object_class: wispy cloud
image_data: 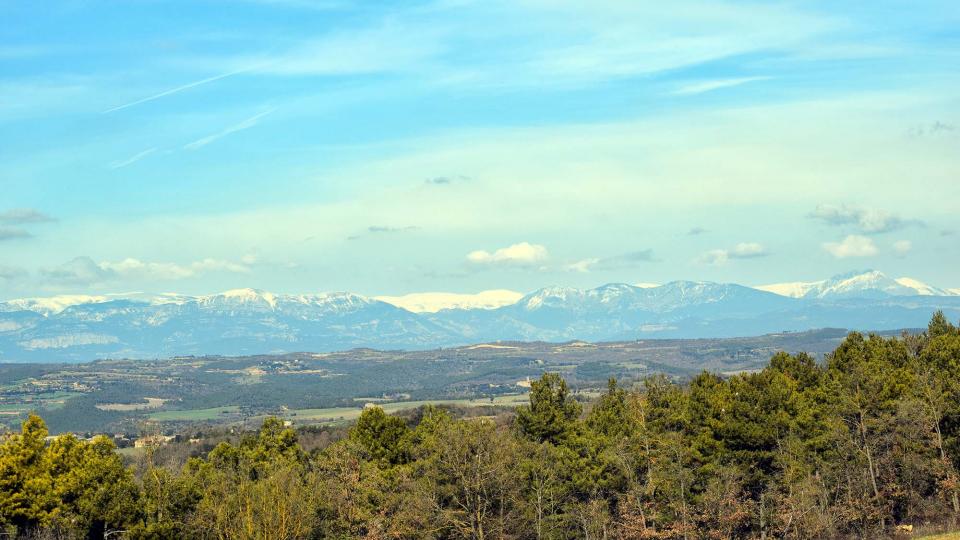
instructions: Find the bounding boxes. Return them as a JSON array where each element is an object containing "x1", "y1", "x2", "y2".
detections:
[
  {"x1": 347, "y1": 225, "x2": 419, "y2": 240},
  {"x1": 238, "y1": 0, "x2": 348, "y2": 8},
  {"x1": 907, "y1": 121, "x2": 956, "y2": 138},
  {"x1": 231, "y1": 25, "x2": 442, "y2": 77},
  {"x1": 808, "y1": 204, "x2": 920, "y2": 234},
  {"x1": 0, "y1": 227, "x2": 32, "y2": 241},
  {"x1": 41, "y1": 257, "x2": 112, "y2": 285},
  {"x1": 822, "y1": 235, "x2": 878, "y2": 258},
  {"x1": 673, "y1": 76, "x2": 772, "y2": 96},
  {"x1": 0, "y1": 208, "x2": 55, "y2": 224},
  {"x1": 0, "y1": 266, "x2": 27, "y2": 280},
  {"x1": 687, "y1": 226, "x2": 707, "y2": 236},
  {"x1": 41, "y1": 256, "x2": 251, "y2": 286},
  {"x1": 893, "y1": 239, "x2": 912, "y2": 257},
  {"x1": 567, "y1": 250, "x2": 655, "y2": 273},
  {"x1": 368, "y1": 225, "x2": 419, "y2": 234},
  {"x1": 700, "y1": 242, "x2": 768, "y2": 265},
  {"x1": 102, "y1": 67, "x2": 254, "y2": 114},
  {"x1": 425, "y1": 175, "x2": 471, "y2": 186},
  {"x1": 184, "y1": 109, "x2": 275, "y2": 150},
  {"x1": 108, "y1": 147, "x2": 157, "y2": 169},
  {"x1": 99, "y1": 257, "x2": 251, "y2": 280}
]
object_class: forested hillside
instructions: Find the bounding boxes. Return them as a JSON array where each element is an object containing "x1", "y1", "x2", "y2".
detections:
[{"x1": 2, "y1": 312, "x2": 960, "y2": 539}]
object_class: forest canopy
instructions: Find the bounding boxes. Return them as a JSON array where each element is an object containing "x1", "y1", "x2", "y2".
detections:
[{"x1": 2, "y1": 312, "x2": 960, "y2": 539}]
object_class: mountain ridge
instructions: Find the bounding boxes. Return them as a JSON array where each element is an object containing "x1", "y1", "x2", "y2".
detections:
[
  {"x1": 755, "y1": 269, "x2": 952, "y2": 299},
  {"x1": 1, "y1": 270, "x2": 957, "y2": 362}
]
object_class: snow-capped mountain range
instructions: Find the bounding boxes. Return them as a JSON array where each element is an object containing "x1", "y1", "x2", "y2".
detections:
[
  {"x1": 755, "y1": 270, "x2": 952, "y2": 299},
  {"x1": 0, "y1": 270, "x2": 957, "y2": 362}
]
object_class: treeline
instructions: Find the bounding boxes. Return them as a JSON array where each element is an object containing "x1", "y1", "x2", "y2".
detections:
[{"x1": 2, "y1": 312, "x2": 960, "y2": 539}]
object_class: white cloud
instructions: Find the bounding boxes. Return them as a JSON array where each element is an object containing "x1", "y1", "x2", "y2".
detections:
[
  {"x1": 467, "y1": 242, "x2": 548, "y2": 266},
  {"x1": 566, "y1": 258, "x2": 599, "y2": 273},
  {"x1": 700, "y1": 242, "x2": 768, "y2": 265},
  {"x1": 822, "y1": 235, "x2": 878, "y2": 258},
  {"x1": 893, "y1": 239, "x2": 912, "y2": 255},
  {"x1": 732, "y1": 242, "x2": 766, "y2": 257},
  {"x1": 673, "y1": 76, "x2": 771, "y2": 95},
  {"x1": 700, "y1": 250, "x2": 729, "y2": 265}
]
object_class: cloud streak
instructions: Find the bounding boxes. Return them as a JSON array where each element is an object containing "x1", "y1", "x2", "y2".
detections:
[
  {"x1": 184, "y1": 109, "x2": 275, "y2": 150},
  {"x1": 102, "y1": 67, "x2": 254, "y2": 114},
  {"x1": 347, "y1": 225, "x2": 419, "y2": 240},
  {"x1": 567, "y1": 250, "x2": 655, "y2": 273},
  {"x1": 700, "y1": 242, "x2": 769, "y2": 265},
  {"x1": 673, "y1": 76, "x2": 772, "y2": 96},
  {"x1": 0, "y1": 208, "x2": 55, "y2": 224},
  {"x1": 108, "y1": 147, "x2": 157, "y2": 169},
  {"x1": 0, "y1": 227, "x2": 32, "y2": 241}
]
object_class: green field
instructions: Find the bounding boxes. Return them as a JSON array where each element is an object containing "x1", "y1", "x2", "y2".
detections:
[
  {"x1": 282, "y1": 394, "x2": 532, "y2": 425},
  {"x1": 144, "y1": 392, "x2": 595, "y2": 426},
  {"x1": 0, "y1": 391, "x2": 83, "y2": 414},
  {"x1": 148, "y1": 406, "x2": 241, "y2": 421}
]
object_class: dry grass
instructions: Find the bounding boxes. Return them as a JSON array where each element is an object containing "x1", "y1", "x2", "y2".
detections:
[{"x1": 96, "y1": 397, "x2": 168, "y2": 411}]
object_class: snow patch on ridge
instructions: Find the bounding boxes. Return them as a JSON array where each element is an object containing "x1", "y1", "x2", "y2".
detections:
[
  {"x1": 756, "y1": 270, "x2": 951, "y2": 299},
  {"x1": 3, "y1": 295, "x2": 111, "y2": 316},
  {"x1": 376, "y1": 290, "x2": 523, "y2": 313}
]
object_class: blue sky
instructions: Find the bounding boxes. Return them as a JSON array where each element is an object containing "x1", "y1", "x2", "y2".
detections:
[{"x1": 1, "y1": 0, "x2": 958, "y2": 299}]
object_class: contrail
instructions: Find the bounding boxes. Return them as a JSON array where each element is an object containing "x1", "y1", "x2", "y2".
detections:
[
  {"x1": 101, "y1": 66, "x2": 254, "y2": 114},
  {"x1": 183, "y1": 108, "x2": 276, "y2": 150},
  {"x1": 108, "y1": 147, "x2": 157, "y2": 169}
]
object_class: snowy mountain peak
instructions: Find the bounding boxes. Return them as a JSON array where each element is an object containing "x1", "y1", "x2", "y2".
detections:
[
  {"x1": 375, "y1": 290, "x2": 523, "y2": 313},
  {"x1": 522, "y1": 286, "x2": 582, "y2": 309},
  {"x1": 296, "y1": 292, "x2": 379, "y2": 312},
  {"x1": 200, "y1": 288, "x2": 279, "y2": 309},
  {"x1": 0, "y1": 295, "x2": 111, "y2": 316},
  {"x1": 893, "y1": 277, "x2": 949, "y2": 297},
  {"x1": 756, "y1": 270, "x2": 952, "y2": 299}
]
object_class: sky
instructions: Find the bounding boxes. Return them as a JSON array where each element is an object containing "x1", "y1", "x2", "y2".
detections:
[{"x1": 1, "y1": 0, "x2": 958, "y2": 300}]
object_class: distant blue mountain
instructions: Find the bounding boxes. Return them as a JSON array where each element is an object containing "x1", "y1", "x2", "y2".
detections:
[{"x1": 1, "y1": 271, "x2": 958, "y2": 362}]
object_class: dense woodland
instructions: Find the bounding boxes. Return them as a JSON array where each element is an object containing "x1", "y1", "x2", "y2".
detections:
[{"x1": 2, "y1": 312, "x2": 960, "y2": 539}]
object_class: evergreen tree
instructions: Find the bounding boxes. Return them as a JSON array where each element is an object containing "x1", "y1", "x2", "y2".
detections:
[{"x1": 516, "y1": 372, "x2": 582, "y2": 445}]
